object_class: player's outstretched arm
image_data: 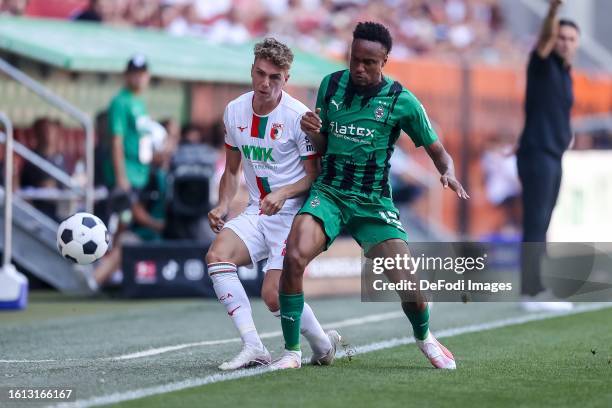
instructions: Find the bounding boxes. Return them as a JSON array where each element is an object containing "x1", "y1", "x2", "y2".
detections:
[
  {"x1": 260, "y1": 158, "x2": 320, "y2": 216},
  {"x1": 300, "y1": 108, "x2": 327, "y2": 154},
  {"x1": 424, "y1": 141, "x2": 469, "y2": 200},
  {"x1": 208, "y1": 148, "x2": 242, "y2": 233},
  {"x1": 536, "y1": 0, "x2": 564, "y2": 58}
]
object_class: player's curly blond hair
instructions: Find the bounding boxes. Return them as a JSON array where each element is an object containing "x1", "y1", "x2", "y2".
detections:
[{"x1": 254, "y1": 38, "x2": 294, "y2": 70}]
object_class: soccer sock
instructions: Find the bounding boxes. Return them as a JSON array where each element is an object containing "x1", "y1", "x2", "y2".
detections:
[
  {"x1": 402, "y1": 302, "x2": 430, "y2": 341},
  {"x1": 208, "y1": 262, "x2": 262, "y2": 348},
  {"x1": 279, "y1": 292, "x2": 304, "y2": 351},
  {"x1": 271, "y1": 303, "x2": 331, "y2": 354},
  {"x1": 300, "y1": 303, "x2": 332, "y2": 354}
]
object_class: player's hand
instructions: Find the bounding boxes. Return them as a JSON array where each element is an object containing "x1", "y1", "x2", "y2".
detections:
[
  {"x1": 208, "y1": 205, "x2": 228, "y2": 233},
  {"x1": 300, "y1": 108, "x2": 322, "y2": 134},
  {"x1": 440, "y1": 174, "x2": 470, "y2": 199},
  {"x1": 259, "y1": 190, "x2": 287, "y2": 216},
  {"x1": 550, "y1": 0, "x2": 564, "y2": 8}
]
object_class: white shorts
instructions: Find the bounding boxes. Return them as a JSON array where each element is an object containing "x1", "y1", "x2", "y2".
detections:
[{"x1": 223, "y1": 211, "x2": 295, "y2": 272}]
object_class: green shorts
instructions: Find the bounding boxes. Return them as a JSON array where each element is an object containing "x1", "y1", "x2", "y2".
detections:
[{"x1": 298, "y1": 183, "x2": 408, "y2": 253}]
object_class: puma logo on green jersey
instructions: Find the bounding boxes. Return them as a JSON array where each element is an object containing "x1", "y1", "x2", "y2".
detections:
[
  {"x1": 241, "y1": 145, "x2": 275, "y2": 162},
  {"x1": 330, "y1": 99, "x2": 343, "y2": 111}
]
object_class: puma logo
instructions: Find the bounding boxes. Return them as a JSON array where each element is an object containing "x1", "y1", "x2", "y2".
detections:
[
  {"x1": 330, "y1": 99, "x2": 342, "y2": 111},
  {"x1": 237, "y1": 125, "x2": 248, "y2": 133}
]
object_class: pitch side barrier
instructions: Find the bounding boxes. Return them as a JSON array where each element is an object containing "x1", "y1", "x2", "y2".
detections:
[{"x1": 121, "y1": 241, "x2": 264, "y2": 298}]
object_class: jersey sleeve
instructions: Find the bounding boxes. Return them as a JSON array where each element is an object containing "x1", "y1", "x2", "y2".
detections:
[
  {"x1": 294, "y1": 115, "x2": 318, "y2": 161},
  {"x1": 223, "y1": 106, "x2": 239, "y2": 151},
  {"x1": 398, "y1": 91, "x2": 439, "y2": 147},
  {"x1": 108, "y1": 97, "x2": 126, "y2": 139}
]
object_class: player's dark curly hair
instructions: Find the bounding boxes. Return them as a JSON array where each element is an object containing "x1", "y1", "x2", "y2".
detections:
[
  {"x1": 254, "y1": 38, "x2": 294, "y2": 70},
  {"x1": 353, "y1": 21, "x2": 393, "y2": 54}
]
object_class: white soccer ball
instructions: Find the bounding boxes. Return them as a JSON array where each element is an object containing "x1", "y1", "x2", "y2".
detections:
[{"x1": 57, "y1": 212, "x2": 110, "y2": 265}]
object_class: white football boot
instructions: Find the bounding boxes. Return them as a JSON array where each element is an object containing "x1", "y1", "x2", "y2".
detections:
[
  {"x1": 311, "y1": 330, "x2": 342, "y2": 366},
  {"x1": 269, "y1": 350, "x2": 302, "y2": 370},
  {"x1": 218, "y1": 344, "x2": 271, "y2": 371},
  {"x1": 417, "y1": 332, "x2": 456, "y2": 369},
  {"x1": 520, "y1": 290, "x2": 573, "y2": 312}
]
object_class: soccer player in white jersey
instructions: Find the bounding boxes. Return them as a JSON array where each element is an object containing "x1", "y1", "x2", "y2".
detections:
[{"x1": 206, "y1": 38, "x2": 341, "y2": 371}]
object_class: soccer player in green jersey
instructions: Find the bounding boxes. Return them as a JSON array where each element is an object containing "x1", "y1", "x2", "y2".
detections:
[{"x1": 271, "y1": 22, "x2": 469, "y2": 370}]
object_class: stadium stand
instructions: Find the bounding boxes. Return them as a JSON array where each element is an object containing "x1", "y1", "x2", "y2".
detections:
[{"x1": 17, "y1": 0, "x2": 521, "y2": 63}]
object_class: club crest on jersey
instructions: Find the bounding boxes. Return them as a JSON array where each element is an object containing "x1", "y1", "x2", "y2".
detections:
[
  {"x1": 270, "y1": 123, "x2": 283, "y2": 140},
  {"x1": 374, "y1": 105, "x2": 385, "y2": 120},
  {"x1": 310, "y1": 196, "x2": 320, "y2": 208},
  {"x1": 237, "y1": 125, "x2": 248, "y2": 133}
]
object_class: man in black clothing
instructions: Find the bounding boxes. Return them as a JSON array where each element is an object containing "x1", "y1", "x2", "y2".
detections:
[{"x1": 517, "y1": 0, "x2": 580, "y2": 311}]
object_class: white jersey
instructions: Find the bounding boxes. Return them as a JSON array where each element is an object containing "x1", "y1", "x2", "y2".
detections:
[{"x1": 224, "y1": 91, "x2": 317, "y2": 213}]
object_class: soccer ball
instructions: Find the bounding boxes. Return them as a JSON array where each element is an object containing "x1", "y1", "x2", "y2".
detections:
[{"x1": 57, "y1": 212, "x2": 110, "y2": 265}]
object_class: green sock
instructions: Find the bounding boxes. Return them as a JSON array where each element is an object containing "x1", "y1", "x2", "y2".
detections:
[
  {"x1": 279, "y1": 292, "x2": 304, "y2": 351},
  {"x1": 402, "y1": 302, "x2": 430, "y2": 340}
]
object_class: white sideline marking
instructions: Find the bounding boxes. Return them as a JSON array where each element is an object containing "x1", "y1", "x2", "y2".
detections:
[
  {"x1": 111, "y1": 311, "x2": 404, "y2": 361},
  {"x1": 49, "y1": 303, "x2": 610, "y2": 408},
  {"x1": 0, "y1": 359, "x2": 57, "y2": 363},
  {"x1": 0, "y1": 311, "x2": 404, "y2": 363}
]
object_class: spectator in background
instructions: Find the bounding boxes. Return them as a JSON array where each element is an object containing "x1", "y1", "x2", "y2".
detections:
[
  {"x1": 180, "y1": 122, "x2": 204, "y2": 144},
  {"x1": 481, "y1": 134, "x2": 521, "y2": 235},
  {"x1": 100, "y1": 54, "x2": 158, "y2": 260},
  {"x1": 163, "y1": 122, "x2": 218, "y2": 242},
  {"x1": 1, "y1": 0, "x2": 28, "y2": 16},
  {"x1": 389, "y1": 148, "x2": 425, "y2": 208},
  {"x1": 206, "y1": 5, "x2": 251, "y2": 44},
  {"x1": 102, "y1": 54, "x2": 152, "y2": 194},
  {"x1": 130, "y1": 119, "x2": 176, "y2": 242},
  {"x1": 157, "y1": 0, "x2": 183, "y2": 30},
  {"x1": 73, "y1": 0, "x2": 107, "y2": 22},
  {"x1": 59, "y1": 0, "x2": 519, "y2": 63},
  {"x1": 93, "y1": 122, "x2": 174, "y2": 287},
  {"x1": 19, "y1": 118, "x2": 67, "y2": 221},
  {"x1": 126, "y1": 0, "x2": 160, "y2": 27},
  {"x1": 164, "y1": 1, "x2": 207, "y2": 36}
]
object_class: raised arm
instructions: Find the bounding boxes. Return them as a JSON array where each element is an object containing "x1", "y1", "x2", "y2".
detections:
[{"x1": 536, "y1": 0, "x2": 564, "y2": 59}]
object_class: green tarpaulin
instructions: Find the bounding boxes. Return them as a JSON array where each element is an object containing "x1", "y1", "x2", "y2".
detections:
[{"x1": 0, "y1": 16, "x2": 343, "y2": 86}]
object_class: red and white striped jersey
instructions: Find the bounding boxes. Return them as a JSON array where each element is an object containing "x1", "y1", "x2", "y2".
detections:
[{"x1": 223, "y1": 91, "x2": 318, "y2": 213}]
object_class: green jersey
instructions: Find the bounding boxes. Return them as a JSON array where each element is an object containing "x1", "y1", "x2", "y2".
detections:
[
  {"x1": 104, "y1": 88, "x2": 151, "y2": 189},
  {"x1": 315, "y1": 69, "x2": 438, "y2": 198}
]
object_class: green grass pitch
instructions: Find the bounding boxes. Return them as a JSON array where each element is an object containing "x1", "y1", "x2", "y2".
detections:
[{"x1": 1, "y1": 293, "x2": 610, "y2": 408}]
